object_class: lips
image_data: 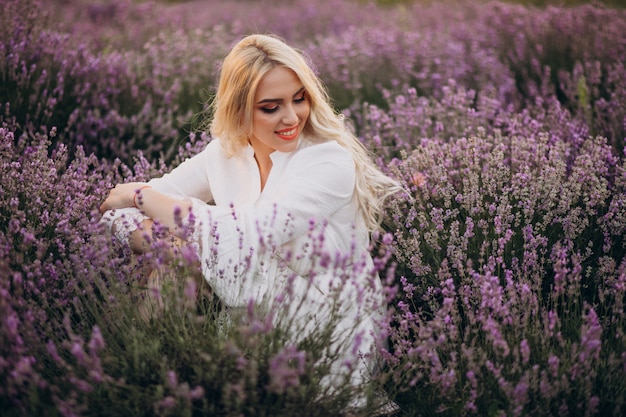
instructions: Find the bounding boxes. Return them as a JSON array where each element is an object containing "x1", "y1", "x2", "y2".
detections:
[{"x1": 275, "y1": 125, "x2": 299, "y2": 140}]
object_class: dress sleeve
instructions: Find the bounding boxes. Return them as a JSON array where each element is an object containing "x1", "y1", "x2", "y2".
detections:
[
  {"x1": 100, "y1": 141, "x2": 218, "y2": 244},
  {"x1": 191, "y1": 142, "x2": 357, "y2": 307},
  {"x1": 100, "y1": 207, "x2": 150, "y2": 246},
  {"x1": 147, "y1": 141, "x2": 216, "y2": 203}
]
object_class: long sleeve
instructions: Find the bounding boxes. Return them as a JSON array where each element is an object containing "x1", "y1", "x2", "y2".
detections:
[
  {"x1": 148, "y1": 141, "x2": 216, "y2": 203},
  {"x1": 100, "y1": 140, "x2": 218, "y2": 243}
]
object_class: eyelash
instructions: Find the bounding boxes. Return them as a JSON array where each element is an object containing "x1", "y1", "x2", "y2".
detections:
[{"x1": 261, "y1": 94, "x2": 307, "y2": 114}]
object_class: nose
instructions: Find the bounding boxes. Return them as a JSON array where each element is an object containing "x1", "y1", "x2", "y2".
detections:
[{"x1": 282, "y1": 104, "x2": 298, "y2": 125}]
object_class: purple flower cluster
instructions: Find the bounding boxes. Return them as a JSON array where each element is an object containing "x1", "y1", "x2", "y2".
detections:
[
  {"x1": 2, "y1": 0, "x2": 626, "y2": 415},
  {"x1": 0, "y1": 112, "x2": 382, "y2": 414},
  {"x1": 382, "y1": 128, "x2": 626, "y2": 414}
]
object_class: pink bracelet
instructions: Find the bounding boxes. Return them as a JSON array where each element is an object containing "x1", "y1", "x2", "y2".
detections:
[{"x1": 133, "y1": 185, "x2": 152, "y2": 208}]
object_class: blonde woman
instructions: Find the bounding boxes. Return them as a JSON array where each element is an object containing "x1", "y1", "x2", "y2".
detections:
[{"x1": 100, "y1": 34, "x2": 400, "y2": 412}]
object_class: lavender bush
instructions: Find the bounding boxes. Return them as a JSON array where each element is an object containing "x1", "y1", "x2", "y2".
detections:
[
  {"x1": 2, "y1": 0, "x2": 626, "y2": 415},
  {"x1": 380, "y1": 128, "x2": 626, "y2": 415},
  {"x1": 0, "y1": 118, "x2": 377, "y2": 416}
]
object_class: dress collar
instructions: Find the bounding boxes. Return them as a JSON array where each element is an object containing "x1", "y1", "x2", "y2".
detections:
[{"x1": 242, "y1": 135, "x2": 308, "y2": 165}]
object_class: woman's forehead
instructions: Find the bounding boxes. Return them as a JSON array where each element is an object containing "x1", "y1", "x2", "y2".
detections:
[{"x1": 255, "y1": 67, "x2": 303, "y2": 101}]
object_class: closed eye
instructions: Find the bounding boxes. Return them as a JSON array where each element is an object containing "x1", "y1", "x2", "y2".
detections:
[
  {"x1": 261, "y1": 106, "x2": 279, "y2": 114},
  {"x1": 294, "y1": 92, "x2": 307, "y2": 103}
]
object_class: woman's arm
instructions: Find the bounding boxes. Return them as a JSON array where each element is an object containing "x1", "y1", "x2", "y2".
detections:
[{"x1": 100, "y1": 182, "x2": 193, "y2": 240}]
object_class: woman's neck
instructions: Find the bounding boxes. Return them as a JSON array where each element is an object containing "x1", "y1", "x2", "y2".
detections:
[
  {"x1": 254, "y1": 152, "x2": 272, "y2": 191},
  {"x1": 249, "y1": 137, "x2": 275, "y2": 191}
]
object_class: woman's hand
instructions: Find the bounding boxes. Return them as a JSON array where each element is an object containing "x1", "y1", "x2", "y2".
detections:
[
  {"x1": 99, "y1": 182, "x2": 149, "y2": 213},
  {"x1": 100, "y1": 183, "x2": 193, "y2": 239}
]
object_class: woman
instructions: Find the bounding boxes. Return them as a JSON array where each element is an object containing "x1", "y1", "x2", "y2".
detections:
[{"x1": 100, "y1": 34, "x2": 400, "y2": 410}]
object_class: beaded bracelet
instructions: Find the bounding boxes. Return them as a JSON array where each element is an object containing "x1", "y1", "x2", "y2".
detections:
[{"x1": 133, "y1": 185, "x2": 152, "y2": 209}]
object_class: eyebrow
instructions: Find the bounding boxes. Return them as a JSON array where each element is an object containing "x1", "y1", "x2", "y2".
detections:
[{"x1": 257, "y1": 87, "x2": 305, "y2": 104}]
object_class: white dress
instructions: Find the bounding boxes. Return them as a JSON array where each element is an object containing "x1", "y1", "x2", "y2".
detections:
[{"x1": 102, "y1": 134, "x2": 385, "y2": 402}]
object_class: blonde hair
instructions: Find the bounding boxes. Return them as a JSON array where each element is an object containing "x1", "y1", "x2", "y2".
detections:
[{"x1": 209, "y1": 34, "x2": 400, "y2": 231}]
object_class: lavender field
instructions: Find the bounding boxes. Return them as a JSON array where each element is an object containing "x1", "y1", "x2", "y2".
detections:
[{"x1": 2, "y1": 0, "x2": 626, "y2": 415}]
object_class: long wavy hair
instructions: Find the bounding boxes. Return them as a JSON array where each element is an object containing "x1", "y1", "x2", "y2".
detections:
[{"x1": 209, "y1": 34, "x2": 400, "y2": 231}]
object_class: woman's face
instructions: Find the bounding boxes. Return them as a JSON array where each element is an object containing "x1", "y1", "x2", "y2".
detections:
[{"x1": 249, "y1": 66, "x2": 310, "y2": 158}]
